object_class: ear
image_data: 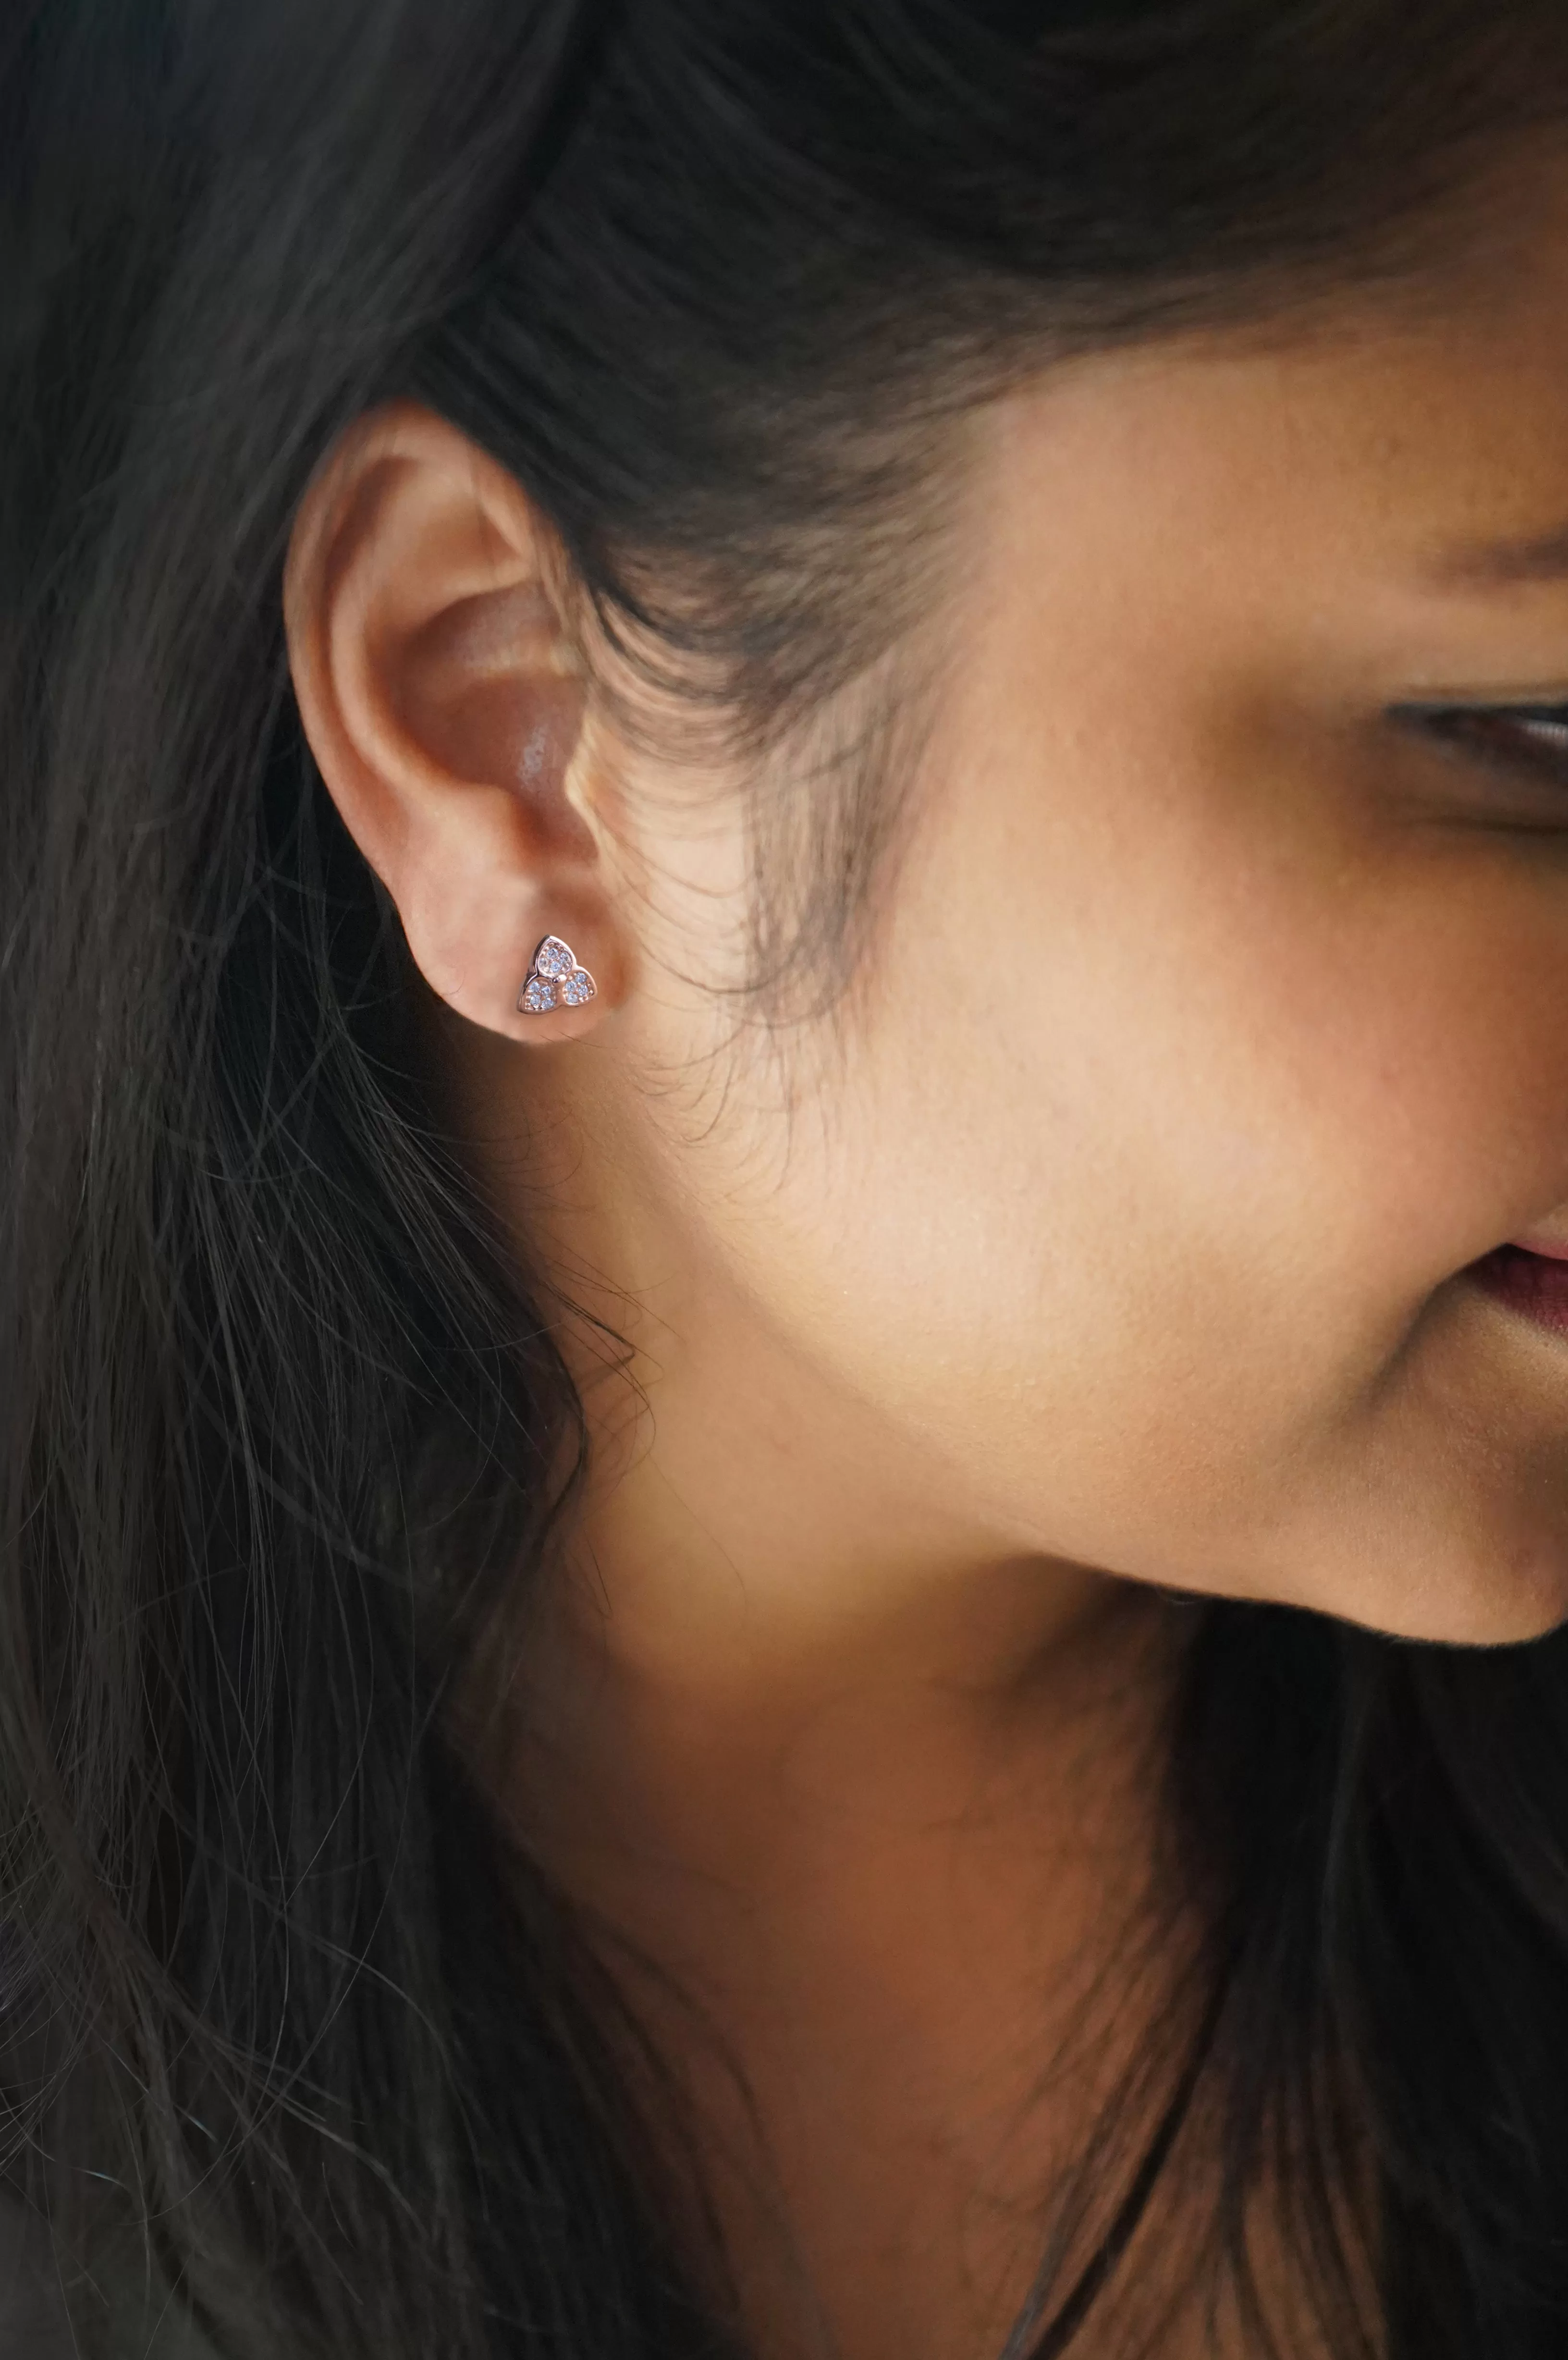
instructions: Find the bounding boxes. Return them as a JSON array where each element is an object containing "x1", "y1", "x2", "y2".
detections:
[{"x1": 284, "y1": 399, "x2": 624, "y2": 1043}]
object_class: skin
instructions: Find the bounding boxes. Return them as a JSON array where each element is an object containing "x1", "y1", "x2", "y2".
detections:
[{"x1": 287, "y1": 166, "x2": 1568, "y2": 2359}]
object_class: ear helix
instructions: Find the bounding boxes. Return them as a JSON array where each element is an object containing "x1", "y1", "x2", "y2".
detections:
[{"x1": 518, "y1": 934, "x2": 598, "y2": 1016}]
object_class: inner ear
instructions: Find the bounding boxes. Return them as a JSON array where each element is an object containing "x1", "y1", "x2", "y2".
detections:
[{"x1": 395, "y1": 580, "x2": 594, "y2": 848}]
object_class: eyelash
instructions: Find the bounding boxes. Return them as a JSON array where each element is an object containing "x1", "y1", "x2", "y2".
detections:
[{"x1": 1401, "y1": 702, "x2": 1568, "y2": 798}]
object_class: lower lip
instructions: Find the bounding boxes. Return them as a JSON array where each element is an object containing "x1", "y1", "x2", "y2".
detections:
[{"x1": 1469, "y1": 1245, "x2": 1568, "y2": 1338}]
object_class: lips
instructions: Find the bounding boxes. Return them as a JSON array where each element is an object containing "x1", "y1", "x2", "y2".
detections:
[{"x1": 1469, "y1": 1243, "x2": 1568, "y2": 1337}]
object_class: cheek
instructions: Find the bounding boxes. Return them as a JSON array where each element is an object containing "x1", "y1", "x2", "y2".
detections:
[
  {"x1": 749, "y1": 774, "x2": 1568, "y2": 1595},
  {"x1": 1207, "y1": 844, "x2": 1568, "y2": 1306}
]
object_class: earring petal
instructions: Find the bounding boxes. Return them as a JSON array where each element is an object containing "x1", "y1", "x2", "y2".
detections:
[{"x1": 532, "y1": 935, "x2": 577, "y2": 983}]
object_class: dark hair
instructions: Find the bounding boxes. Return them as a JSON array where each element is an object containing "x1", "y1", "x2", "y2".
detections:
[{"x1": 7, "y1": 3, "x2": 1568, "y2": 2355}]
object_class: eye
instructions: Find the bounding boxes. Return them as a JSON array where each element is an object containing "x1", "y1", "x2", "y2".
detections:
[{"x1": 1396, "y1": 701, "x2": 1568, "y2": 797}]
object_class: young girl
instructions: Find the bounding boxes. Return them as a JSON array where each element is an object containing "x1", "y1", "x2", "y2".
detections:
[{"x1": 9, "y1": 4, "x2": 1568, "y2": 2354}]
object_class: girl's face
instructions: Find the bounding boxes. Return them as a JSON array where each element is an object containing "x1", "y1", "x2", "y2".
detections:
[
  {"x1": 294, "y1": 164, "x2": 1568, "y2": 1658},
  {"x1": 516, "y1": 189, "x2": 1568, "y2": 1653}
]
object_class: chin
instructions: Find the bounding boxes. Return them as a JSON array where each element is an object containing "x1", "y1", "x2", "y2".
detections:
[{"x1": 1321, "y1": 1549, "x2": 1568, "y2": 1651}]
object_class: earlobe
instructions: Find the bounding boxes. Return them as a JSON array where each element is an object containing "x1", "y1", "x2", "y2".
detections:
[{"x1": 283, "y1": 399, "x2": 624, "y2": 1044}]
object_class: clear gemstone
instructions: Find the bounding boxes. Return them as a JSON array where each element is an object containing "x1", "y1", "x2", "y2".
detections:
[
  {"x1": 561, "y1": 968, "x2": 596, "y2": 1006},
  {"x1": 534, "y1": 936, "x2": 576, "y2": 981},
  {"x1": 521, "y1": 973, "x2": 557, "y2": 1013}
]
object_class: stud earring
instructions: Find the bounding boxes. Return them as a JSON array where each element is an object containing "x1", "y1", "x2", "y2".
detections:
[{"x1": 518, "y1": 934, "x2": 597, "y2": 1015}]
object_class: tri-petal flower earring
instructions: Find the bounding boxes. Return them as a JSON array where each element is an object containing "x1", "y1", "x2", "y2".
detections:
[{"x1": 517, "y1": 934, "x2": 597, "y2": 1015}]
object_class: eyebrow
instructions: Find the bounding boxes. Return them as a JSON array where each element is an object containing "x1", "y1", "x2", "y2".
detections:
[{"x1": 1431, "y1": 522, "x2": 1568, "y2": 589}]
